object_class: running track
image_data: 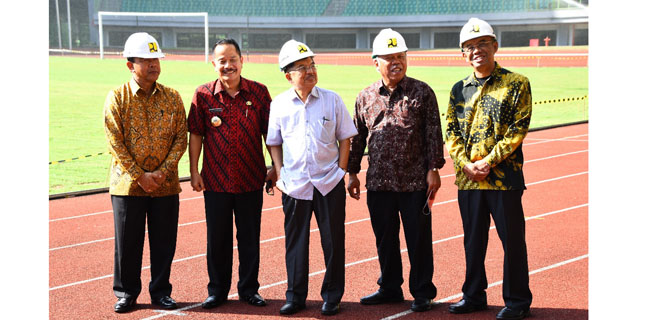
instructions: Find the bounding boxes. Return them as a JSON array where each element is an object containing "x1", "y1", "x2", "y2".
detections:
[{"x1": 49, "y1": 123, "x2": 588, "y2": 319}]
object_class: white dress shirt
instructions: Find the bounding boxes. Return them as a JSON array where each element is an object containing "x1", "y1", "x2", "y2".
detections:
[{"x1": 266, "y1": 86, "x2": 357, "y2": 200}]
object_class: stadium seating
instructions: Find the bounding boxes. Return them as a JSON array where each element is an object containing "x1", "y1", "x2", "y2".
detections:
[
  {"x1": 121, "y1": 0, "x2": 330, "y2": 16},
  {"x1": 119, "y1": 0, "x2": 579, "y2": 16}
]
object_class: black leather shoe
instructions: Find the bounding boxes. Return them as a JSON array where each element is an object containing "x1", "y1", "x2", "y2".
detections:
[
  {"x1": 411, "y1": 297, "x2": 433, "y2": 312},
  {"x1": 152, "y1": 296, "x2": 177, "y2": 309},
  {"x1": 360, "y1": 290, "x2": 404, "y2": 305},
  {"x1": 202, "y1": 295, "x2": 227, "y2": 309},
  {"x1": 496, "y1": 307, "x2": 530, "y2": 320},
  {"x1": 114, "y1": 297, "x2": 136, "y2": 313},
  {"x1": 321, "y1": 302, "x2": 340, "y2": 315},
  {"x1": 239, "y1": 293, "x2": 266, "y2": 306},
  {"x1": 448, "y1": 299, "x2": 488, "y2": 314},
  {"x1": 279, "y1": 301, "x2": 306, "y2": 315}
]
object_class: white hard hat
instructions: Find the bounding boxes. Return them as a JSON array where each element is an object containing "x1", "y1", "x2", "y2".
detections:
[
  {"x1": 459, "y1": 17, "x2": 496, "y2": 47},
  {"x1": 278, "y1": 39, "x2": 315, "y2": 71},
  {"x1": 372, "y1": 28, "x2": 408, "y2": 58},
  {"x1": 123, "y1": 32, "x2": 165, "y2": 59}
]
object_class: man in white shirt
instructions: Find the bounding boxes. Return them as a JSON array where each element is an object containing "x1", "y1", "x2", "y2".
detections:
[{"x1": 266, "y1": 40, "x2": 357, "y2": 316}]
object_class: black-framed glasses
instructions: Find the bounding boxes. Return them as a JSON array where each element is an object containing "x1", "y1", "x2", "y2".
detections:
[{"x1": 462, "y1": 40, "x2": 494, "y2": 53}]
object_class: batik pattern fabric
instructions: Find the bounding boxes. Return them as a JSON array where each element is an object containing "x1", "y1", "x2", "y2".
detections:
[
  {"x1": 348, "y1": 76, "x2": 445, "y2": 192},
  {"x1": 445, "y1": 63, "x2": 532, "y2": 190},
  {"x1": 104, "y1": 78, "x2": 188, "y2": 196}
]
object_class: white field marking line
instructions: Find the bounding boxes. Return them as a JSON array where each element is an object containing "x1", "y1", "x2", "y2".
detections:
[
  {"x1": 48, "y1": 153, "x2": 588, "y2": 252},
  {"x1": 525, "y1": 138, "x2": 588, "y2": 142},
  {"x1": 309, "y1": 52, "x2": 589, "y2": 58},
  {"x1": 380, "y1": 253, "x2": 589, "y2": 320},
  {"x1": 142, "y1": 204, "x2": 588, "y2": 320},
  {"x1": 523, "y1": 134, "x2": 588, "y2": 146},
  {"x1": 49, "y1": 195, "x2": 206, "y2": 222},
  {"x1": 49, "y1": 132, "x2": 587, "y2": 223}
]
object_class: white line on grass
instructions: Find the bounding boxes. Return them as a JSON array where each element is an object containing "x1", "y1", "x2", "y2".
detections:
[{"x1": 379, "y1": 254, "x2": 589, "y2": 320}]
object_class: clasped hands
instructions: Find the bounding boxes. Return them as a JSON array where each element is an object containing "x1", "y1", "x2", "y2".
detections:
[
  {"x1": 463, "y1": 159, "x2": 490, "y2": 182},
  {"x1": 137, "y1": 170, "x2": 166, "y2": 193}
]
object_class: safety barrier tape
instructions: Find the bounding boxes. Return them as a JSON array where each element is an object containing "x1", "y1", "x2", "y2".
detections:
[
  {"x1": 49, "y1": 95, "x2": 587, "y2": 165},
  {"x1": 533, "y1": 95, "x2": 588, "y2": 105},
  {"x1": 49, "y1": 152, "x2": 108, "y2": 165}
]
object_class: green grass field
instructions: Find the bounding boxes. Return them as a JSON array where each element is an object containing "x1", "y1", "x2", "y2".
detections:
[{"x1": 49, "y1": 55, "x2": 588, "y2": 195}]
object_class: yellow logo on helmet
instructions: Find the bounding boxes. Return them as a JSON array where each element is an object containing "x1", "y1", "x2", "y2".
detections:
[
  {"x1": 148, "y1": 42, "x2": 158, "y2": 53},
  {"x1": 471, "y1": 25, "x2": 480, "y2": 33},
  {"x1": 387, "y1": 38, "x2": 397, "y2": 48},
  {"x1": 298, "y1": 44, "x2": 308, "y2": 53}
]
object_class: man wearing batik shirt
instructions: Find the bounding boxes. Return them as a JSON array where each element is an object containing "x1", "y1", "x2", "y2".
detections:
[
  {"x1": 187, "y1": 39, "x2": 273, "y2": 310},
  {"x1": 104, "y1": 32, "x2": 187, "y2": 313},
  {"x1": 446, "y1": 18, "x2": 533, "y2": 320},
  {"x1": 347, "y1": 28, "x2": 445, "y2": 313}
]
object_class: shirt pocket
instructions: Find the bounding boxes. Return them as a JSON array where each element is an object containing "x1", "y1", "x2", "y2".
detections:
[{"x1": 315, "y1": 117, "x2": 336, "y2": 144}]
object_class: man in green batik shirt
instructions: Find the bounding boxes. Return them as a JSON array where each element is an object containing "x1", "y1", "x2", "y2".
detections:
[{"x1": 445, "y1": 18, "x2": 533, "y2": 320}]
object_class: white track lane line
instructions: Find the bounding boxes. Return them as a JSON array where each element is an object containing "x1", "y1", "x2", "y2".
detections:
[
  {"x1": 49, "y1": 132, "x2": 587, "y2": 223},
  {"x1": 380, "y1": 254, "x2": 589, "y2": 320},
  {"x1": 48, "y1": 149, "x2": 588, "y2": 251},
  {"x1": 50, "y1": 202, "x2": 587, "y2": 297},
  {"x1": 139, "y1": 204, "x2": 588, "y2": 320}
]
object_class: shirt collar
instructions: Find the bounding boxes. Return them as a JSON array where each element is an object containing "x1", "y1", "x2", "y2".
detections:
[
  {"x1": 212, "y1": 77, "x2": 249, "y2": 96},
  {"x1": 129, "y1": 77, "x2": 160, "y2": 97},
  {"x1": 290, "y1": 86, "x2": 319, "y2": 103},
  {"x1": 464, "y1": 62, "x2": 502, "y2": 87},
  {"x1": 376, "y1": 76, "x2": 409, "y2": 95}
]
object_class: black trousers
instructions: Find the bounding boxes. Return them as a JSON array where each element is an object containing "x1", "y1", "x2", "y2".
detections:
[
  {"x1": 203, "y1": 190, "x2": 263, "y2": 298},
  {"x1": 367, "y1": 190, "x2": 437, "y2": 299},
  {"x1": 281, "y1": 179, "x2": 346, "y2": 304},
  {"x1": 111, "y1": 194, "x2": 179, "y2": 300},
  {"x1": 458, "y1": 190, "x2": 533, "y2": 310}
]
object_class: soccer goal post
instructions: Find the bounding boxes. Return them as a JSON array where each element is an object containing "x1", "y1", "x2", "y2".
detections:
[{"x1": 98, "y1": 11, "x2": 209, "y2": 63}]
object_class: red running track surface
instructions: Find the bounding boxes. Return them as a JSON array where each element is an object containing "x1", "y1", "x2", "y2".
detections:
[{"x1": 49, "y1": 123, "x2": 588, "y2": 319}]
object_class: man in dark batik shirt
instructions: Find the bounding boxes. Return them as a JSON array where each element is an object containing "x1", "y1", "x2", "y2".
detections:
[{"x1": 347, "y1": 28, "x2": 445, "y2": 313}]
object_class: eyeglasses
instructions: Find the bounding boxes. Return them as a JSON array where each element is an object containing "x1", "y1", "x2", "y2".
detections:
[
  {"x1": 289, "y1": 64, "x2": 317, "y2": 73},
  {"x1": 462, "y1": 40, "x2": 494, "y2": 53}
]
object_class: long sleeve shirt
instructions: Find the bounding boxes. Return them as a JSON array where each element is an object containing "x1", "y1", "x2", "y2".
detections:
[
  {"x1": 348, "y1": 76, "x2": 445, "y2": 192},
  {"x1": 104, "y1": 78, "x2": 188, "y2": 196},
  {"x1": 445, "y1": 63, "x2": 532, "y2": 190}
]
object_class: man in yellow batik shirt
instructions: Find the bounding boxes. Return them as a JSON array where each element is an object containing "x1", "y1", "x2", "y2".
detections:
[
  {"x1": 445, "y1": 18, "x2": 533, "y2": 320},
  {"x1": 103, "y1": 32, "x2": 187, "y2": 314}
]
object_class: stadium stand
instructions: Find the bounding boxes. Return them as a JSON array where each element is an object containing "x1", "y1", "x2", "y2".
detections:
[{"x1": 51, "y1": 0, "x2": 588, "y2": 51}]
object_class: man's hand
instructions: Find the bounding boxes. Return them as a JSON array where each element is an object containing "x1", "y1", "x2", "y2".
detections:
[
  {"x1": 137, "y1": 172, "x2": 161, "y2": 193},
  {"x1": 265, "y1": 166, "x2": 277, "y2": 194},
  {"x1": 426, "y1": 169, "x2": 441, "y2": 203},
  {"x1": 347, "y1": 173, "x2": 361, "y2": 200},
  {"x1": 463, "y1": 161, "x2": 490, "y2": 182},
  {"x1": 190, "y1": 171, "x2": 205, "y2": 192},
  {"x1": 152, "y1": 170, "x2": 166, "y2": 185}
]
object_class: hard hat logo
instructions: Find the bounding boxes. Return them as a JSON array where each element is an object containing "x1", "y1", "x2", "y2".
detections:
[
  {"x1": 471, "y1": 25, "x2": 480, "y2": 33},
  {"x1": 387, "y1": 38, "x2": 397, "y2": 48},
  {"x1": 298, "y1": 44, "x2": 308, "y2": 54},
  {"x1": 123, "y1": 33, "x2": 165, "y2": 58},
  {"x1": 148, "y1": 42, "x2": 158, "y2": 53}
]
